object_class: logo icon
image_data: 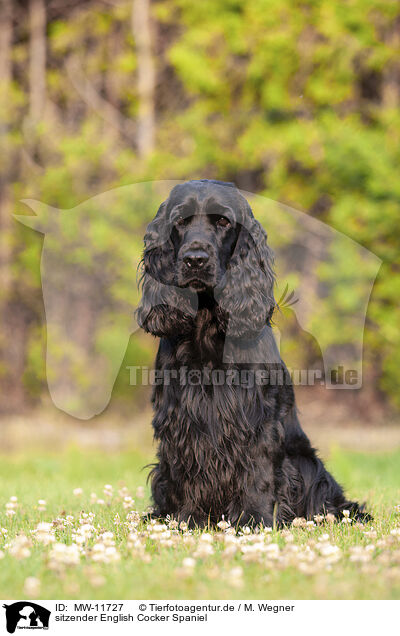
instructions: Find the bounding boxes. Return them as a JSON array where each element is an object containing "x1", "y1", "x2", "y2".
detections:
[{"x1": 2, "y1": 602, "x2": 51, "y2": 633}]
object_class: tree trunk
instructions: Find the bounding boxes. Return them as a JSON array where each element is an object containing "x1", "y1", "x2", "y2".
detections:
[
  {"x1": 0, "y1": 0, "x2": 24, "y2": 414},
  {"x1": 382, "y1": 18, "x2": 400, "y2": 108},
  {"x1": 132, "y1": 0, "x2": 155, "y2": 158},
  {"x1": 28, "y1": 0, "x2": 46, "y2": 123},
  {"x1": 0, "y1": 0, "x2": 13, "y2": 297},
  {"x1": 0, "y1": 0, "x2": 12, "y2": 86}
]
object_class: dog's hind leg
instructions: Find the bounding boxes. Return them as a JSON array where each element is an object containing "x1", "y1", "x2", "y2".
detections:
[{"x1": 281, "y1": 407, "x2": 371, "y2": 522}]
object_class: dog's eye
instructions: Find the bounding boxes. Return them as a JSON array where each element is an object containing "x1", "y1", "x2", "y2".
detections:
[
  {"x1": 216, "y1": 216, "x2": 231, "y2": 228},
  {"x1": 175, "y1": 216, "x2": 186, "y2": 226}
]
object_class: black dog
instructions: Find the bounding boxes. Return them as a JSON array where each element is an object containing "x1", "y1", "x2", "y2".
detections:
[{"x1": 137, "y1": 180, "x2": 369, "y2": 527}]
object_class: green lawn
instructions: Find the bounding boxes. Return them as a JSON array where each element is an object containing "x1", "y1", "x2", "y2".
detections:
[{"x1": 0, "y1": 445, "x2": 399, "y2": 600}]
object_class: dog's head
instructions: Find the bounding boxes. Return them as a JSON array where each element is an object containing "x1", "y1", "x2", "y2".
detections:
[
  {"x1": 168, "y1": 180, "x2": 241, "y2": 291},
  {"x1": 137, "y1": 180, "x2": 275, "y2": 339}
]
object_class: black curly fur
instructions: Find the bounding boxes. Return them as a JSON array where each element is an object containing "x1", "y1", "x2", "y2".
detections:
[{"x1": 137, "y1": 180, "x2": 370, "y2": 527}]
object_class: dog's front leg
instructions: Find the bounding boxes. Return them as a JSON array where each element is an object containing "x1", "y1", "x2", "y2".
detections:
[{"x1": 150, "y1": 460, "x2": 179, "y2": 519}]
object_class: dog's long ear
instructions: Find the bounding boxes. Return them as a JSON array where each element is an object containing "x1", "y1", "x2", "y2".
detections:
[
  {"x1": 216, "y1": 206, "x2": 275, "y2": 340},
  {"x1": 136, "y1": 201, "x2": 197, "y2": 337}
]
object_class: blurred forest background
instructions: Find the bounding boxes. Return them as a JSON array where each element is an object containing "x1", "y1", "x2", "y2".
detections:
[{"x1": 0, "y1": 0, "x2": 399, "y2": 424}]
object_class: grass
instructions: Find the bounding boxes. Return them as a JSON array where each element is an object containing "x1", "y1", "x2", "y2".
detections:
[{"x1": 0, "y1": 444, "x2": 399, "y2": 600}]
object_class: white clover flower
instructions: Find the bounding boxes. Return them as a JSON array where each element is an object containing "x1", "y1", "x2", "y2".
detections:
[
  {"x1": 317, "y1": 543, "x2": 341, "y2": 563},
  {"x1": 229, "y1": 566, "x2": 243, "y2": 578},
  {"x1": 23, "y1": 577, "x2": 40, "y2": 597},
  {"x1": 364, "y1": 530, "x2": 377, "y2": 540},
  {"x1": 182, "y1": 535, "x2": 195, "y2": 547},
  {"x1": 161, "y1": 538, "x2": 174, "y2": 548},
  {"x1": 246, "y1": 533, "x2": 265, "y2": 544},
  {"x1": 292, "y1": 517, "x2": 306, "y2": 528},
  {"x1": 73, "y1": 524, "x2": 96, "y2": 545},
  {"x1": 227, "y1": 566, "x2": 244, "y2": 587},
  {"x1": 193, "y1": 543, "x2": 214, "y2": 558},
  {"x1": 297, "y1": 561, "x2": 320, "y2": 575},
  {"x1": 118, "y1": 486, "x2": 130, "y2": 498},
  {"x1": 349, "y1": 546, "x2": 372, "y2": 563},
  {"x1": 217, "y1": 516, "x2": 230, "y2": 530},
  {"x1": 104, "y1": 546, "x2": 120, "y2": 562},
  {"x1": 127, "y1": 533, "x2": 140, "y2": 548},
  {"x1": 150, "y1": 523, "x2": 167, "y2": 534},
  {"x1": 79, "y1": 512, "x2": 95, "y2": 525},
  {"x1": 103, "y1": 484, "x2": 113, "y2": 497},
  {"x1": 123, "y1": 496, "x2": 134, "y2": 510},
  {"x1": 34, "y1": 522, "x2": 55, "y2": 545},
  {"x1": 73, "y1": 488, "x2": 83, "y2": 496},
  {"x1": 264, "y1": 543, "x2": 280, "y2": 560},
  {"x1": 150, "y1": 529, "x2": 172, "y2": 541},
  {"x1": 127, "y1": 532, "x2": 149, "y2": 561},
  {"x1": 8, "y1": 534, "x2": 31, "y2": 559},
  {"x1": 225, "y1": 566, "x2": 243, "y2": 587},
  {"x1": 342, "y1": 510, "x2": 352, "y2": 524},
  {"x1": 49, "y1": 543, "x2": 80, "y2": 568},
  {"x1": 88, "y1": 574, "x2": 106, "y2": 588},
  {"x1": 136, "y1": 486, "x2": 145, "y2": 499},
  {"x1": 182, "y1": 557, "x2": 196, "y2": 569},
  {"x1": 281, "y1": 530, "x2": 294, "y2": 543},
  {"x1": 91, "y1": 543, "x2": 106, "y2": 561},
  {"x1": 241, "y1": 544, "x2": 265, "y2": 562},
  {"x1": 223, "y1": 532, "x2": 238, "y2": 545},
  {"x1": 126, "y1": 511, "x2": 141, "y2": 529},
  {"x1": 223, "y1": 544, "x2": 239, "y2": 558},
  {"x1": 100, "y1": 532, "x2": 115, "y2": 546}
]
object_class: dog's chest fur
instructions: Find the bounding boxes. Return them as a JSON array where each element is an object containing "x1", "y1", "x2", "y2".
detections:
[{"x1": 150, "y1": 315, "x2": 287, "y2": 517}]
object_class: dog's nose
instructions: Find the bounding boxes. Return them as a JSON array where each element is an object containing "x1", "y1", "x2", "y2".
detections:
[{"x1": 183, "y1": 250, "x2": 210, "y2": 269}]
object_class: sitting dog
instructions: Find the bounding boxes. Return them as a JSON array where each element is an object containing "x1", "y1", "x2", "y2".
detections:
[{"x1": 137, "y1": 179, "x2": 369, "y2": 527}]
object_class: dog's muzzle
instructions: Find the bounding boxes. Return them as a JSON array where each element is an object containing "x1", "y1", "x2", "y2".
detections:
[{"x1": 178, "y1": 242, "x2": 217, "y2": 288}]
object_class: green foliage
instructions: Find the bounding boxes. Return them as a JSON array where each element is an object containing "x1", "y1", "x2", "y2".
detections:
[{"x1": 1, "y1": 0, "x2": 400, "y2": 409}]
